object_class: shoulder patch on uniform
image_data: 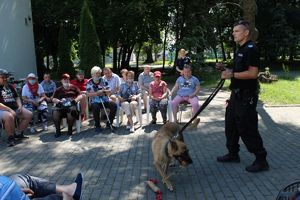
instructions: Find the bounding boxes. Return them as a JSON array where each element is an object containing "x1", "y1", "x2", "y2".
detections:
[{"x1": 248, "y1": 44, "x2": 253, "y2": 48}]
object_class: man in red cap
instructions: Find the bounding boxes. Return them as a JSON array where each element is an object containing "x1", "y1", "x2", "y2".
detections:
[
  {"x1": 149, "y1": 71, "x2": 168, "y2": 124},
  {"x1": 51, "y1": 74, "x2": 86, "y2": 137}
]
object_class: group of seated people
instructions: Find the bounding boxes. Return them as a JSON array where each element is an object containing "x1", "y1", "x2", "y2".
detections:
[{"x1": 0, "y1": 64, "x2": 200, "y2": 147}]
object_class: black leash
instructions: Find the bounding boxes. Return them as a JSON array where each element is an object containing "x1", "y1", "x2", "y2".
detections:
[{"x1": 178, "y1": 79, "x2": 225, "y2": 134}]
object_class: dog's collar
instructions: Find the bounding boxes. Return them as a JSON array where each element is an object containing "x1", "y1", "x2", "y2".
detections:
[{"x1": 164, "y1": 140, "x2": 171, "y2": 158}]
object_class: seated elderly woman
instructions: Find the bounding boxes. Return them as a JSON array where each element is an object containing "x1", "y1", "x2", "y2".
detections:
[
  {"x1": 52, "y1": 73, "x2": 85, "y2": 138},
  {"x1": 170, "y1": 65, "x2": 200, "y2": 123},
  {"x1": 0, "y1": 69, "x2": 32, "y2": 147},
  {"x1": 22, "y1": 73, "x2": 48, "y2": 132},
  {"x1": 118, "y1": 70, "x2": 141, "y2": 133},
  {"x1": 149, "y1": 71, "x2": 168, "y2": 124}
]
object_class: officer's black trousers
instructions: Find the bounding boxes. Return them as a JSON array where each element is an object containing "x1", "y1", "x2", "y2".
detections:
[{"x1": 225, "y1": 90, "x2": 267, "y2": 160}]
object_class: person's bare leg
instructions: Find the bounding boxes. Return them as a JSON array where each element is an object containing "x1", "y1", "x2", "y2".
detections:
[
  {"x1": 3, "y1": 112, "x2": 15, "y2": 137},
  {"x1": 17, "y1": 108, "x2": 33, "y2": 132}
]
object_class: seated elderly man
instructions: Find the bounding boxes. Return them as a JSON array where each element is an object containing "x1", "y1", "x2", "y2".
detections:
[
  {"x1": 22, "y1": 73, "x2": 49, "y2": 132},
  {"x1": 102, "y1": 67, "x2": 121, "y2": 102},
  {"x1": 0, "y1": 69, "x2": 32, "y2": 146},
  {"x1": 86, "y1": 66, "x2": 117, "y2": 132},
  {"x1": 170, "y1": 65, "x2": 200, "y2": 123},
  {"x1": 52, "y1": 73, "x2": 85, "y2": 138},
  {"x1": 40, "y1": 72, "x2": 56, "y2": 101},
  {"x1": 0, "y1": 172, "x2": 83, "y2": 200},
  {"x1": 138, "y1": 65, "x2": 154, "y2": 113}
]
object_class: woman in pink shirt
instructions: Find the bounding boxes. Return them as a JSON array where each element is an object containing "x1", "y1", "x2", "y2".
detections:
[{"x1": 149, "y1": 71, "x2": 168, "y2": 124}]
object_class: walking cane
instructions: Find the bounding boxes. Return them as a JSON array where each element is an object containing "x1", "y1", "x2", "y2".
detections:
[{"x1": 99, "y1": 98, "x2": 114, "y2": 132}]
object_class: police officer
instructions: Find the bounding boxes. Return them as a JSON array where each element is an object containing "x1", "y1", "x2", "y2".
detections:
[{"x1": 216, "y1": 20, "x2": 269, "y2": 173}]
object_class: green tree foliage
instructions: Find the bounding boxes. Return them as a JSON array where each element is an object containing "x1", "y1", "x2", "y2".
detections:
[
  {"x1": 79, "y1": 0, "x2": 102, "y2": 75},
  {"x1": 57, "y1": 24, "x2": 75, "y2": 77}
]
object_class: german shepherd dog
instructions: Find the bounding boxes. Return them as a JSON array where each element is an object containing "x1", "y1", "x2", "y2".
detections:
[{"x1": 151, "y1": 118, "x2": 200, "y2": 191}]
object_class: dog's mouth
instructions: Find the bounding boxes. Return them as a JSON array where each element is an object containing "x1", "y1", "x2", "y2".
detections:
[{"x1": 174, "y1": 150, "x2": 193, "y2": 166}]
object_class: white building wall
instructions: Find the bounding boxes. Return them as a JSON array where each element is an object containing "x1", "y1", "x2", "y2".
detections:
[{"x1": 0, "y1": 0, "x2": 36, "y2": 80}]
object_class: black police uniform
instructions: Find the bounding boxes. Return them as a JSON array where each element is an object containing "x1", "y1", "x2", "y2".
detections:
[{"x1": 225, "y1": 40, "x2": 267, "y2": 162}]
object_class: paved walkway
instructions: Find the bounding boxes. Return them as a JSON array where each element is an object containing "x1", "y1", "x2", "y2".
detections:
[{"x1": 1, "y1": 90, "x2": 300, "y2": 200}]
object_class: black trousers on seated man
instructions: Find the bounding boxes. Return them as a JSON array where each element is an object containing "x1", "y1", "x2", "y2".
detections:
[
  {"x1": 91, "y1": 101, "x2": 117, "y2": 128},
  {"x1": 218, "y1": 89, "x2": 268, "y2": 172}
]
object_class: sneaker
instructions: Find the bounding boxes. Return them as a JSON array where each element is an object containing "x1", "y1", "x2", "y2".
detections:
[
  {"x1": 95, "y1": 127, "x2": 103, "y2": 133},
  {"x1": 43, "y1": 123, "x2": 48, "y2": 131},
  {"x1": 217, "y1": 153, "x2": 240, "y2": 163},
  {"x1": 245, "y1": 160, "x2": 269, "y2": 173},
  {"x1": 7, "y1": 136, "x2": 15, "y2": 147},
  {"x1": 30, "y1": 127, "x2": 36, "y2": 133},
  {"x1": 129, "y1": 127, "x2": 135, "y2": 133},
  {"x1": 14, "y1": 132, "x2": 29, "y2": 140}
]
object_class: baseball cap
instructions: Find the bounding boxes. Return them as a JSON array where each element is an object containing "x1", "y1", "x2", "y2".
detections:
[
  {"x1": 61, "y1": 73, "x2": 70, "y2": 79},
  {"x1": 154, "y1": 71, "x2": 161, "y2": 77},
  {"x1": 0, "y1": 69, "x2": 10, "y2": 77},
  {"x1": 27, "y1": 73, "x2": 36, "y2": 78}
]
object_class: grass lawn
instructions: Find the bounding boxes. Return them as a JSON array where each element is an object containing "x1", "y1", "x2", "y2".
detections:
[{"x1": 259, "y1": 76, "x2": 300, "y2": 105}]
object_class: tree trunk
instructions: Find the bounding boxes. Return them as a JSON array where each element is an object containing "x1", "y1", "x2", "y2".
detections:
[
  {"x1": 242, "y1": 0, "x2": 258, "y2": 42},
  {"x1": 162, "y1": 27, "x2": 168, "y2": 70},
  {"x1": 220, "y1": 41, "x2": 226, "y2": 61},
  {"x1": 213, "y1": 47, "x2": 218, "y2": 63},
  {"x1": 121, "y1": 45, "x2": 127, "y2": 68},
  {"x1": 144, "y1": 45, "x2": 154, "y2": 63},
  {"x1": 289, "y1": 46, "x2": 295, "y2": 61},
  {"x1": 113, "y1": 44, "x2": 117, "y2": 71},
  {"x1": 136, "y1": 44, "x2": 142, "y2": 69},
  {"x1": 118, "y1": 46, "x2": 122, "y2": 69},
  {"x1": 125, "y1": 44, "x2": 134, "y2": 68}
]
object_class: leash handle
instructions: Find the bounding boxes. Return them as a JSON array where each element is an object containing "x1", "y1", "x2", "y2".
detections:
[{"x1": 178, "y1": 79, "x2": 225, "y2": 134}]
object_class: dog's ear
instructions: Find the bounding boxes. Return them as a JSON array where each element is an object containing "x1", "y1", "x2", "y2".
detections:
[{"x1": 169, "y1": 139, "x2": 178, "y2": 150}]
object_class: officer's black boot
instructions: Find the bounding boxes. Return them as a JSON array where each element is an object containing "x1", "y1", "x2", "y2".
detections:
[
  {"x1": 217, "y1": 153, "x2": 240, "y2": 163},
  {"x1": 246, "y1": 151, "x2": 269, "y2": 173}
]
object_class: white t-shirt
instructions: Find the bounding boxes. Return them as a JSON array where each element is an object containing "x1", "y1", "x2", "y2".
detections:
[{"x1": 22, "y1": 84, "x2": 45, "y2": 100}]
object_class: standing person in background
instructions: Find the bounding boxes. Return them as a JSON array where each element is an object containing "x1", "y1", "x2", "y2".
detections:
[
  {"x1": 102, "y1": 67, "x2": 121, "y2": 102},
  {"x1": 70, "y1": 70, "x2": 88, "y2": 120},
  {"x1": 40, "y1": 72, "x2": 56, "y2": 102},
  {"x1": 216, "y1": 20, "x2": 269, "y2": 173},
  {"x1": 138, "y1": 65, "x2": 153, "y2": 113},
  {"x1": 175, "y1": 49, "x2": 191, "y2": 75}
]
